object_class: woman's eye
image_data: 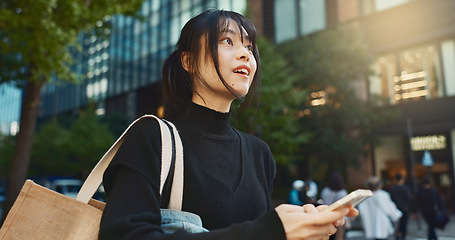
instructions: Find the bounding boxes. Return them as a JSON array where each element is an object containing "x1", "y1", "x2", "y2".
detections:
[
  {"x1": 221, "y1": 38, "x2": 233, "y2": 45},
  {"x1": 246, "y1": 45, "x2": 253, "y2": 52}
]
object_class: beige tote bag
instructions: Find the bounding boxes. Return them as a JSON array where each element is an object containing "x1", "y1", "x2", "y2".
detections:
[{"x1": 0, "y1": 115, "x2": 183, "y2": 239}]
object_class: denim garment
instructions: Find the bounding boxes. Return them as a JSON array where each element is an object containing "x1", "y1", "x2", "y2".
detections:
[{"x1": 160, "y1": 209, "x2": 209, "y2": 233}]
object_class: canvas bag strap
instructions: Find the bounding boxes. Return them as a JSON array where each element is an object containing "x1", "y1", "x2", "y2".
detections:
[
  {"x1": 162, "y1": 119, "x2": 183, "y2": 210},
  {"x1": 76, "y1": 115, "x2": 184, "y2": 210}
]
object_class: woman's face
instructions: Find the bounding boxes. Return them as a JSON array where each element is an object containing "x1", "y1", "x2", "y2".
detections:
[{"x1": 191, "y1": 21, "x2": 257, "y2": 111}]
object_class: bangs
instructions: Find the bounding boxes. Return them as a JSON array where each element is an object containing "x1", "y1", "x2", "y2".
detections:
[{"x1": 216, "y1": 12, "x2": 257, "y2": 45}]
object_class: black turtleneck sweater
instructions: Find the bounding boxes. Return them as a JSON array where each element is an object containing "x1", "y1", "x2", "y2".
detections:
[{"x1": 99, "y1": 103, "x2": 286, "y2": 240}]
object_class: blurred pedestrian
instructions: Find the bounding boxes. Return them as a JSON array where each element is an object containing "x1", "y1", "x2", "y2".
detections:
[
  {"x1": 321, "y1": 173, "x2": 348, "y2": 240},
  {"x1": 416, "y1": 176, "x2": 449, "y2": 240},
  {"x1": 358, "y1": 176, "x2": 402, "y2": 240},
  {"x1": 389, "y1": 173, "x2": 412, "y2": 240},
  {"x1": 304, "y1": 177, "x2": 318, "y2": 202},
  {"x1": 288, "y1": 180, "x2": 305, "y2": 205}
]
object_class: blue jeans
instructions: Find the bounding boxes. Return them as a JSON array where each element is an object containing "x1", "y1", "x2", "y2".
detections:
[{"x1": 160, "y1": 209, "x2": 209, "y2": 234}]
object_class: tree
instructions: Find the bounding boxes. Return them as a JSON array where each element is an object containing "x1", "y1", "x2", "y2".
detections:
[
  {"x1": 29, "y1": 119, "x2": 70, "y2": 177},
  {"x1": 29, "y1": 104, "x2": 115, "y2": 179},
  {"x1": 0, "y1": 0, "x2": 144, "y2": 220},
  {"x1": 0, "y1": 134, "x2": 15, "y2": 180},
  {"x1": 65, "y1": 104, "x2": 115, "y2": 178},
  {"x1": 279, "y1": 24, "x2": 398, "y2": 180},
  {"x1": 231, "y1": 37, "x2": 311, "y2": 166}
]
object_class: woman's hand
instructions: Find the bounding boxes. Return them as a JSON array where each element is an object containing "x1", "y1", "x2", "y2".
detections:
[{"x1": 275, "y1": 204, "x2": 357, "y2": 240}]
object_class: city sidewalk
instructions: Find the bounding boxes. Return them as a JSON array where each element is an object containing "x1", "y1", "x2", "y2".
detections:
[{"x1": 345, "y1": 214, "x2": 455, "y2": 240}]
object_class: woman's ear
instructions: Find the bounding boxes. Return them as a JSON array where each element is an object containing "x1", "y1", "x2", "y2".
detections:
[{"x1": 181, "y1": 52, "x2": 192, "y2": 72}]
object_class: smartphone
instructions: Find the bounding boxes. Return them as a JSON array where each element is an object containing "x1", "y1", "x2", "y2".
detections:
[{"x1": 322, "y1": 189, "x2": 373, "y2": 212}]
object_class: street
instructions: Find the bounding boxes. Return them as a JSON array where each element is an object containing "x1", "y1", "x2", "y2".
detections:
[{"x1": 345, "y1": 214, "x2": 455, "y2": 240}]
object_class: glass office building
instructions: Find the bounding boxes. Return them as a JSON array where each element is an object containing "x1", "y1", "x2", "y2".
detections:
[
  {"x1": 39, "y1": 0, "x2": 246, "y2": 120},
  {"x1": 0, "y1": 83, "x2": 22, "y2": 136}
]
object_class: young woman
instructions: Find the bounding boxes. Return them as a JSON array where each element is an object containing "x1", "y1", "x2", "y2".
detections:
[{"x1": 99, "y1": 9, "x2": 357, "y2": 240}]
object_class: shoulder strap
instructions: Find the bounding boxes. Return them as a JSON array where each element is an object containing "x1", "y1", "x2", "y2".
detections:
[
  {"x1": 162, "y1": 119, "x2": 184, "y2": 210},
  {"x1": 76, "y1": 115, "x2": 184, "y2": 210}
]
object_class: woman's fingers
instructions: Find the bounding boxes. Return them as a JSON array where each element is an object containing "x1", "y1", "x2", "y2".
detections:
[
  {"x1": 310, "y1": 208, "x2": 349, "y2": 225},
  {"x1": 275, "y1": 204, "x2": 306, "y2": 213},
  {"x1": 275, "y1": 204, "x2": 347, "y2": 240},
  {"x1": 334, "y1": 218, "x2": 345, "y2": 227},
  {"x1": 315, "y1": 204, "x2": 328, "y2": 212},
  {"x1": 316, "y1": 205, "x2": 358, "y2": 226},
  {"x1": 314, "y1": 222, "x2": 337, "y2": 235},
  {"x1": 346, "y1": 207, "x2": 359, "y2": 217},
  {"x1": 303, "y1": 204, "x2": 318, "y2": 213}
]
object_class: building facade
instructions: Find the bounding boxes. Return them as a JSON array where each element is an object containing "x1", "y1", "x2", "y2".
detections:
[
  {"x1": 268, "y1": 0, "x2": 455, "y2": 206},
  {"x1": 359, "y1": 0, "x2": 455, "y2": 205}
]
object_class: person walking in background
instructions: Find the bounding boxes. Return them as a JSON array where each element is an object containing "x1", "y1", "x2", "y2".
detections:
[
  {"x1": 389, "y1": 173, "x2": 412, "y2": 240},
  {"x1": 321, "y1": 173, "x2": 349, "y2": 240},
  {"x1": 304, "y1": 177, "x2": 318, "y2": 203},
  {"x1": 416, "y1": 176, "x2": 449, "y2": 240},
  {"x1": 358, "y1": 176, "x2": 402, "y2": 240},
  {"x1": 287, "y1": 180, "x2": 306, "y2": 205}
]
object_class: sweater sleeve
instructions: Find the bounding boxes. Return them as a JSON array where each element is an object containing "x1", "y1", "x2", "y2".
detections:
[{"x1": 98, "y1": 118, "x2": 286, "y2": 240}]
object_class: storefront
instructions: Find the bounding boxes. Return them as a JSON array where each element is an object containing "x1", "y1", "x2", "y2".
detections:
[{"x1": 372, "y1": 98, "x2": 455, "y2": 211}]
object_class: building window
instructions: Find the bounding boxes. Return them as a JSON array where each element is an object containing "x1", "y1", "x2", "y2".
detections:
[
  {"x1": 359, "y1": 0, "x2": 414, "y2": 16},
  {"x1": 370, "y1": 44, "x2": 444, "y2": 104},
  {"x1": 274, "y1": 0, "x2": 326, "y2": 43},
  {"x1": 371, "y1": 55, "x2": 396, "y2": 104},
  {"x1": 0, "y1": 83, "x2": 22, "y2": 135},
  {"x1": 274, "y1": 0, "x2": 298, "y2": 43},
  {"x1": 396, "y1": 45, "x2": 443, "y2": 102},
  {"x1": 217, "y1": 0, "x2": 231, "y2": 10},
  {"x1": 231, "y1": 0, "x2": 246, "y2": 14},
  {"x1": 299, "y1": 0, "x2": 326, "y2": 35},
  {"x1": 374, "y1": 0, "x2": 411, "y2": 12},
  {"x1": 441, "y1": 40, "x2": 455, "y2": 96}
]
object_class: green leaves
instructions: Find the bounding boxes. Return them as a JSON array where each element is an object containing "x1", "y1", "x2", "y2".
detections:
[
  {"x1": 0, "y1": 134, "x2": 16, "y2": 179},
  {"x1": 30, "y1": 103, "x2": 115, "y2": 178},
  {"x1": 279, "y1": 24, "x2": 397, "y2": 176},
  {"x1": 30, "y1": 119, "x2": 70, "y2": 176},
  {"x1": 0, "y1": 0, "x2": 144, "y2": 84},
  {"x1": 66, "y1": 104, "x2": 115, "y2": 177},
  {"x1": 231, "y1": 37, "x2": 311, "y2": 165}
]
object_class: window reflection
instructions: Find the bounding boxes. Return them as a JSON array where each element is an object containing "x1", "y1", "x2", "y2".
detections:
[
  {"x1": 375, "y1": 0, "x2": 410, "y2": 12},
  {"x1": 299, "y1": 0, "x2": 326, "y2": 35},
  {"x1": 397, "y1": 46, "x2": 442, "y2": 102},
  {"x1": 371, "y1": 44, "x2": 443, "y2": 104},
  {"x1": 441, "y1": 40, "x2": 455, "y2": 96},
  {"x1": 274, "y1": 0, "x2": 327, "y2": 43},
  {"x1": 274, "y1": 0, "x2": 298, "y2": 43},
  {"x1": 375, "y1": 55, "x2": 396, "y2": 104}
]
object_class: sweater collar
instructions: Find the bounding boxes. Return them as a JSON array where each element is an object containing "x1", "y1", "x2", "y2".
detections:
[{"x1": 173, "y1": 102, "x2": 234, "y2": 136}]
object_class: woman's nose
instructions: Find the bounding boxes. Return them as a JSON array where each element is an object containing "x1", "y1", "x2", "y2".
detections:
[{"x1": 237, "y1": 46, "x2": 250, "y2": 62}]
